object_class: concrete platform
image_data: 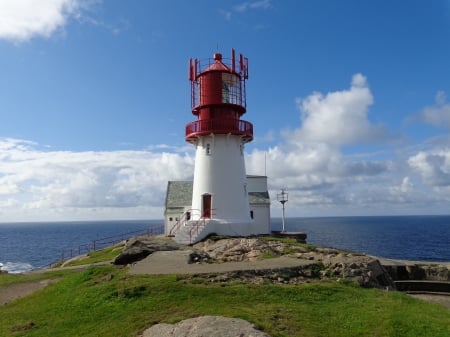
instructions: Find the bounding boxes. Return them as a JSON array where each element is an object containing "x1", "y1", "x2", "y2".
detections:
[{"x1": 129, "y1": 250, "x2": 313, "y2": 275}]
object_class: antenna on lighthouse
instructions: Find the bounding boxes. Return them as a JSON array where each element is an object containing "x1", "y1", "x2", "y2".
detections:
[{"x1": 277, "y1": 189, "x2": 288, "y2": 232}]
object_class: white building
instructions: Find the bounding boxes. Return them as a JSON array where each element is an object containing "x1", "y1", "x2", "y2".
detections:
[{"x1": 164, "y1": 175, "x2": 271, "y2": 243}]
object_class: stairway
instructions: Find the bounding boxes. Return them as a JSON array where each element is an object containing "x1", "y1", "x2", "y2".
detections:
[{"x1": 173, "y1": 219, "x2": 211, "y2": 245}]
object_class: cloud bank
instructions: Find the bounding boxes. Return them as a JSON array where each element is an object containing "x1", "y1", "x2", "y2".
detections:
[
  {"x1": 1, "y1": 76, "x2": 449, "y2": 222},
  {"x1": 0, "y1": 0, "x2": 91, "y2": 42},
  {"x1": 0, "y1": 138, "x2": 193, "y2": 221}
]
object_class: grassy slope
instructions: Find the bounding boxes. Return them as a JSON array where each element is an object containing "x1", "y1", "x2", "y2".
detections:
[{"x1": 1, "y1": 265, "x2": 449, "y2": 337}]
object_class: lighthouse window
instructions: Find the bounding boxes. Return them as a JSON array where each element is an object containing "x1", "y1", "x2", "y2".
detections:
[
  {"x1": 206, "y1": 143, "x2": 211, "y2": 155},
  {"x1": 222, "y1": 81, "x2": 230, "y2": 103},
  {"x1": 222, "y1": 73, "x2": 240, "y2": 105}
]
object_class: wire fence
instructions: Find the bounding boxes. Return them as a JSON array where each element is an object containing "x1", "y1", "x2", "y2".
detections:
[{"x1": 55, "y1": 225, "x2": 164, "y2": 265}]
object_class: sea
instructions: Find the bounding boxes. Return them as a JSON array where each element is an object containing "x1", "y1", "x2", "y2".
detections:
[{"x1": 0, "y1": 216, "x2": 449, "y2": 274}]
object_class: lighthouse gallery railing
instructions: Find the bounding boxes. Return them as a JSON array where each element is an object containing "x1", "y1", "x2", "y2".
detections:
[{"x1": 186, "y1": 118, "x2": 253, "y2": 142}]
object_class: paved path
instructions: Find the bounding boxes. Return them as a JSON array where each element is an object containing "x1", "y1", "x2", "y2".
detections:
[{"x1": 129, "y1": 250, "x2": 313, "y2": 275}]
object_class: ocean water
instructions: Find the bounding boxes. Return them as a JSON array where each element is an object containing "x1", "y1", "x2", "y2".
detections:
[
  {"x1": 0, "y1": 220, "x2": 162, "y2": 274},
  {"x1": 272, "y1": 215, "x2": 450, "y2": 262},
  {"x1": 0, "y1": 216, "x2": 449, "y2": 274}
]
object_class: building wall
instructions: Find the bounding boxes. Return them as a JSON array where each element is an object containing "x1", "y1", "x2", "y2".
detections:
[
  {"x1": 164, "y1": 207, "x2": 190, "y2": 235},
  {"x1": 250, "y1": 204, "x2": 271, "y2": 233},
  {"x1": 164, "y1": 175, "x2": 271, "y2": 237}
]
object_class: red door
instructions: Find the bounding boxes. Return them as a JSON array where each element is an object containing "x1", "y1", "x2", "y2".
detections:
[{"x1": 202, "y1": 194, "x2": 212, "y2": 218}]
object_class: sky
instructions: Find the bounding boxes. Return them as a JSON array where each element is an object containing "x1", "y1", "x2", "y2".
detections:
[{"x1": 1, "y1": 0, "x2": 450, "y2": 222}]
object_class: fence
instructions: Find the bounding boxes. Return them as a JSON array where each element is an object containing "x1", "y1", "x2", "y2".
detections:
[{"x1": 56, "y1": 225, "x2": 164, "y2": 264}]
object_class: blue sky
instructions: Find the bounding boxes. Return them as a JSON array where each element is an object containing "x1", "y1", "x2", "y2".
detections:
[{"x1": 1, "y1": 0, "x2": 450, "y2": 222}]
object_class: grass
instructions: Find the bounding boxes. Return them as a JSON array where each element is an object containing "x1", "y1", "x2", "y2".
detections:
[
  {"x1": 0, "y1": 269, "x2": 78, "y2": 287},
  {"x1": 1, "y1": 265, "x2": 449, "y2": 337},
  {"x1": 61, "y1": 244, "x2": 124, "y2": 267}
]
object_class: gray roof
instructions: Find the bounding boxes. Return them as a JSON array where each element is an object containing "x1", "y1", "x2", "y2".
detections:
[
  {"x1": 165, "y1": 180, "x2": 270, "y2": 209},
  {"x1": 165, "y1": 181, "x2": 193, "y2": 208},
  {"x1": 248, "y1": 191, "x2": 270, "y2": 204}
]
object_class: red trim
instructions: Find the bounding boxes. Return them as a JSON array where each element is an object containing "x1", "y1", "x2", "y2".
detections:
[{"x1": 186, "y1": 119, "x2": 253, "y2": 143}]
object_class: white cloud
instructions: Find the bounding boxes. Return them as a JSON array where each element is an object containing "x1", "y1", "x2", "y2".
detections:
[
  {"x1": 2, "y1": 72, "x2": 450, "y2": 221},
  {"x1": 408, "y1": 150, "x2": 450, "y2": 187},
  {"x1": 0, "y1": 138, "x2": 193, "y2": 221},
  {"x1": 246, "y1": 73, "x2": 450, "y2": 216},
  {"x1": 417, "y1": 91, "x2": 450, "y2": 129},
  {"x1": 293, "y1": 74, "x2": 385, "y2": 146},
  {"x1": 0, "y1": 0, "x2": 91, "y2": 43},
  {"x1": 222, "y1": 0, "x2": 271, "y2": 21},
  {"x1": 234, "y1": 0, "x2": 271, "y2": 12}
]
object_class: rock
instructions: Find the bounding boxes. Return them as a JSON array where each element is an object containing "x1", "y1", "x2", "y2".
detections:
[
  {"x1": 113, "y1": 240, "x2": 153, "y2": 265},
  {"x1": 319, "y1": 254, "x2": 394, "y2": 288},
  {"x1": 421, "y1": 265, "x2": 449, "y2": 281},
  {"x1": 113, "y1": 237, "x2": 184, "y2": 265},
  {"x1": 193, "y1": 238, "x2": 283, "y2": 262},
  {"x1": 188, "y1": 251, "x2": 212, "y2": 264},
  {"x1": 141, "y1": 316, "x2": 271, "y2": 337}
]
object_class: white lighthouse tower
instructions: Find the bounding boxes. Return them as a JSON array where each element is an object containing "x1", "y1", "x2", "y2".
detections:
[{"x1": 173, "y1": 49, "x2": 267, "y2": 244}]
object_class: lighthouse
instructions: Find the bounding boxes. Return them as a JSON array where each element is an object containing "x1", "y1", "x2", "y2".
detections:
[{"x1": 170, "y1": 49, "x2": 269, "y2": 244}]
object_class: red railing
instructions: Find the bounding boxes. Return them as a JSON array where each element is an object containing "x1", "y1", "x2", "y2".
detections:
[
  {"x1": 189, "y1": 51, "x2": 249, "y2": 110},
  {"x1": 186, "y1": 118, "x2": 253, "y2": 143},
  {"x1": 189, "y1": 217, "x2": 208, "y2": 244},
  {"x1": 56, "y1": 225, "x2": 164, "y2": 264}
]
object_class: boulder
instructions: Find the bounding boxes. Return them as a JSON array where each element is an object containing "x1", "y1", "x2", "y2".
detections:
[
  {"x1": 141, "y1": 316, "x2": 271, "y2": 337},
  {"x1": 114, "y1": 237, "x2": 185, "y2": 265}
]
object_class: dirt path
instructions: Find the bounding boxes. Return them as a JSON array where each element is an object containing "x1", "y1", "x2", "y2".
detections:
[{"x1": 0, "y1": 279, "x2": 58, "y2": 306}]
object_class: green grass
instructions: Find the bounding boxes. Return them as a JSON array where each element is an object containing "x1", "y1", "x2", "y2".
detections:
[
  {"x1": 1, "y1": 265, "x2": 449, "y2": 337},
  {"x1": 62, "y1": 244, "x2": 124, "y2": 267},
  {"x1": 0, "y1": 269, "x2": 78, "y2": 287}
]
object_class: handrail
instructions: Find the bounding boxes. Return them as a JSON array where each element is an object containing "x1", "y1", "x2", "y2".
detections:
[
  {"x1": 168, "y1": 209, "x2": 200, "y2": 236},
  {"x1": 186, "y1": 118, "x2": 253, "y2": 143},
  {"x1": 189, "y1": 217, "x2": 207, "y2": 244}
]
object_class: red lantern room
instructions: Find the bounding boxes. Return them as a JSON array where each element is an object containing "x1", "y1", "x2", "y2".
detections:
[{"x1": 186, "y1": 49, "x2": 253, "y2": 143}]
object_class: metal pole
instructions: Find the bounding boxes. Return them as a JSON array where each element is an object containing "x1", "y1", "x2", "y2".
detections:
[{"x1": 277, "y1": 189, "x2": 288, "y2": 233}]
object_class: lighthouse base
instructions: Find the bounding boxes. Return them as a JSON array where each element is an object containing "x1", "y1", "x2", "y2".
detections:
[{"x1": 173, "y1": 219, "x2": 270, "y2": 245}]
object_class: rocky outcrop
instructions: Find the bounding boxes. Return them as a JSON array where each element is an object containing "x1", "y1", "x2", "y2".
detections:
[
  {"x1": 193, "y1": 237, "x2": 295, "y2": 262},
  {"x1": 141, "y1": 316, "x2": 271, "y2": 337},
  {"x1": 190, "y1": 238, "x2": 394, "y2": 288},
  {"x1": 384, "y1": 263, "x2": 450, "y2": 282},
  {"x1": 422, "y1": 264, "x2": 449, "y2": 281},
  {"x1": 117, "y1": 235, "x2": 448, "y2": 289},
  {"x1": 113, "y1": 236, "x2": 185, "y2": 265},
  {"x1": 287, "y1": 248, "x2": 393, "y2": 288}
]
